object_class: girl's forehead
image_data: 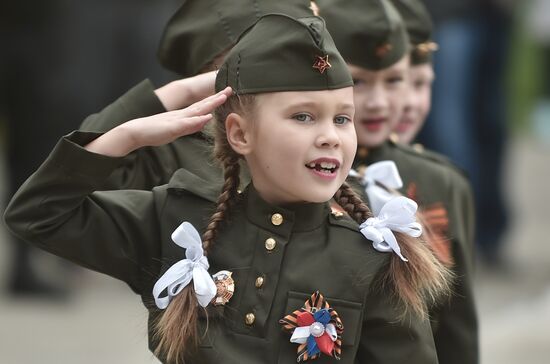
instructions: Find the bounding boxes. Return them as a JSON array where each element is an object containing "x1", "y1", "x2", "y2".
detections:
[{"x1": 256, "y1": 88, "x2": 354, "y2": 108}]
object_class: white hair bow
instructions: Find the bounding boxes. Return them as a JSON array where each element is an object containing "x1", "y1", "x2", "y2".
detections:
[
  {"x1": 349, "y1": 161, "x2": 403, "y2": 216},
  {"x1": 152, "y1": 222, "x2": 217, "y2": 309},
  {"x1": 359, "y1": 196, "x2": 422, "y2": 261}
]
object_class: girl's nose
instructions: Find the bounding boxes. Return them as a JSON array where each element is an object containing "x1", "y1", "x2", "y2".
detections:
[{"x1": 316, "y1": 123, "x2": 340, "y2": 148}]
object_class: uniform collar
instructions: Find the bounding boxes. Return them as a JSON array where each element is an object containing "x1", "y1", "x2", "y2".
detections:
[
  {"x1": 243, "y1": 183, "x2": 329, "y2": 234},
  {"x1": 352, "y1": 141, "x2": 392, "y2": 168}
]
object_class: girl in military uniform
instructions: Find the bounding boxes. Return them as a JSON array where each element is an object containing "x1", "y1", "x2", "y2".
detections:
[
  {"x1": 391, "y1": 0, "x2": 437, "y2": 145},
  {"x1": 5, "y1": 14, "x2": 451, "y2": 364},
  {"x1": 318, "y1": 1, "x2": 479, "y2": 363},
  {"x1": 74, "y1": 1, "x2": 478, "y2": 361}
]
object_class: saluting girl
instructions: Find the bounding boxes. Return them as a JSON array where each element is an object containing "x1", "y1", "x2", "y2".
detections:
[{"x1": 5, "y1": 14, "x2": 449, "y2": 364}]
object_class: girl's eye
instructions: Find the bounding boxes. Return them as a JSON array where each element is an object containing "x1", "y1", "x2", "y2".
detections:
[
  {"x1": 293, "y1": 113, "x2": 314, "y2": 123},
  {"x1": 387, "y1": 76, "x2": 404, "y2": 85},
  {"x1": 334, "y1": 116, "x2": 351, "y2": 125},
  {"x1": 352, "y1": 78, "x2": 364, "y2": 86},
  {"x1": 414, "y1": 80, "x2": 426, "y2": 89}
]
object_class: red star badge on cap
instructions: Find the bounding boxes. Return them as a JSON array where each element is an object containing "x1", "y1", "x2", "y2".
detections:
[
  {"x1": 375, "y1": 43, "x2": 393, "y2": 58},
  {"x1": 312, "y1": 55, "x2": 331, "y2": 74}
]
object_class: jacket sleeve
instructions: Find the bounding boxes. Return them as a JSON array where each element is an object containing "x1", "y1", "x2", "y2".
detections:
[
  {"x1": 3, "y1": 131, "x2": 161, "y2": 294},
  {"x1": 357, "y1": 284, "x2": 439, "y2": 364},
  {"x1": 80, "y1": 79, "x2": 166, "y2": 133},
  {"x1": 78, "y1": 79, "x2": 200, "y2": 191}
]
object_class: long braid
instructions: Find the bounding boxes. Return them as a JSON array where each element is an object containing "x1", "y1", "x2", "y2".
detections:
[
  {"x1": 201, "y1": 153, "x2": 241, "y2": 252},
  {"x1": 333, "y1": 183, "x2": 452, "y2": 319},
  {"x1": 153, "y1": 161, "x2": 240, "y2": 364},
  {"x1": 153, "y1": 95, "x2": 253, "y2": 363},
  {"x1": 333, "y1": 182, "x2": 372, "y2": 223}
]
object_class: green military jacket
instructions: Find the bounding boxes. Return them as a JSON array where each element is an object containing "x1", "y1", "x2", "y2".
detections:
[
  {"x1": 78, "y1": 80, "x2": 478, "y2": 363},
  {"x1": 4, "y1": 132, "x2": 438, "y2": 364},
  {"x1": 350, "y1": 142, "x2": 479, "y2": 364}
]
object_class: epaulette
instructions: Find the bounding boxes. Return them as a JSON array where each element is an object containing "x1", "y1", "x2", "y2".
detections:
[
  {"x1": 327, "y1": 210, "x2": 362, "y2": 233},
  {"x1": 166, "y1": 168, "x2": 222, "y2": 203},
  {"x1": 391, "y1": 141, "x2": 469, "y2": 179}
]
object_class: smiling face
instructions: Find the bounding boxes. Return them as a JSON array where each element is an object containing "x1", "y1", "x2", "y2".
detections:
[
  {"x1": 227, "y1": 87, "x2": 356, "y2": 205},
  {"x1": 349, "y1": 55, "x2": 410, "y2": 148},
  {"x1": 394, "y1": 63, "x2": 435, "y2": 144}
]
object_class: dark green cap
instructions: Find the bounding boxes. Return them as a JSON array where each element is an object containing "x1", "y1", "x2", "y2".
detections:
[
  {"x1": 317, "y1": 0, "x2": 410, "y2": 71},
  {"x1": 158, "y1": 0, "x2": 314, "y2": 77},
  {"x1": 390, "y1": 0, "x2": 437, "y2": 65},
  {"x1": 215, "y1": 14, "x2": 353, "y2": 94}
]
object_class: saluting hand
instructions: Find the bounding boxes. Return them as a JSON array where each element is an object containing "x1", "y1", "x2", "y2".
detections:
[
  {"x1": 155, "y1": 71, "x2": 217, "y2": 111},
  {"x1": 85, "y1": 87, "x2": 232, "y2": 157}
]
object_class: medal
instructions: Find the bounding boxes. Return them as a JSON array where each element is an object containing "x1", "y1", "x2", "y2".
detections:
[{"x1": 211, "y1": 270, "x2": 235, "y2": 306}]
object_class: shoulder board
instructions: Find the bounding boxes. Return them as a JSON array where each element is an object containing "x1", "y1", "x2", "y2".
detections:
[
  {"x1": 166, "y1": 168, "x2": 221, "y2": 202},
  {"x1": 392, "y1": 142, "x2": 469, "y2": 178},
  {"x1": 328, "y1": 212, "x2": 362, "y2": 233}
]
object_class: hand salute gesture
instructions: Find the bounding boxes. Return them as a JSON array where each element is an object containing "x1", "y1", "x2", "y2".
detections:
[{"x1": 85, "y1": 87, "x2": 232, "y2": 157}]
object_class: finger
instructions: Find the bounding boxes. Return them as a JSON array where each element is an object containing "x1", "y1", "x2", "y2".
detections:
[
  {"x1": 179, "y1": 87, "x2": 233, "y2": 117},
  {"x1": 179, "y1": 93, "x2": 229, "y2": 118},
  {"x1": 178, "y1": 114, "x2": 213, "y2": 136}
]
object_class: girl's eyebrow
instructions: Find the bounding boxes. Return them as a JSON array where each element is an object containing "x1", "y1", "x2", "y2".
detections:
[
  {"x1": 283, "y1": 101, "x2": 354, "y2": 111},
  {"x1": 283, "y1": 100, "x2": 319, "y2": 109}
]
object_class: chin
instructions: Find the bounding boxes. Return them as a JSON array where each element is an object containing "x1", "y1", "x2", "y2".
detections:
[
  {"x1": 303, "y1": 187, "x2": 338, "y2": 204},
  {"x1": 357, "y1": 135, "x2": 386, "y2": 148}
]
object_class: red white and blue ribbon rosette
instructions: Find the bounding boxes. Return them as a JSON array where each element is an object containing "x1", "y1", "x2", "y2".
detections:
[{"x1": 279, "y1": 291, "x2": 344, "y2": 362}]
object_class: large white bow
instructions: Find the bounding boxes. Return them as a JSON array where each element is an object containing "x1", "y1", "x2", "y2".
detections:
[
  {"x1": 359, "y1": 196, "x2": 422, "y2": 261},
  {"x1": 349, "y1": 161, "x2": 403, "y2": 216},
  {"x1": 152, "y1": 222, "x2": 217, "y2": 309}
]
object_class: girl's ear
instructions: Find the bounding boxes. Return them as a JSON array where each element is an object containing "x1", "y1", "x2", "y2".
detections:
[{"x1": 226, "y1": 112, "x2": 253, "y2": 155}]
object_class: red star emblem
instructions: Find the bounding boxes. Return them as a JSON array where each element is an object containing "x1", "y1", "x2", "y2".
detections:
[
  {"x1": 312, "y1": 55, "x2": 331, "y2": 74},
  {"x1": 375, "y1": 43, "x2": 393, "y2": 58}
]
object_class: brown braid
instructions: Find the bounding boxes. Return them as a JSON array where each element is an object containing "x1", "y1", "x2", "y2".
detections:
[
  {"x1": 334, "y1": 182, "x2": 452, "y2": 320},
  {"x1": 153, "y1": 94, "x2": 256, "y2": 363},
  {"x1": 333, "y1": 182, "x2": 372, "y2": 223},
  {"x1": 153, "y1": 161, "x2": 242, "y2": 363},
  {"x1": 201, "y1": 152, "x2": 241, "y2": 252}
]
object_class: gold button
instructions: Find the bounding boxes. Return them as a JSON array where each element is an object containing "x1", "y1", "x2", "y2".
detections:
[
  {"x1": 331, "y1": 210, "x2": 344, "y2": 217},
  {"x1": 245, "y1": 312, "x2": 256, "y2": 326},
  {"x1": 265, "y1": 238, "x2": 277, "y2": 251},
  {"x1": 412, "y1": 143, "x2": 425, "y2": 153},
  {"x1": 271, "y1": 213, "x2": 283, "y2": 226},
  {"x1": 357, "y1": 147, "x2": 369, "y2": 159},
  {"x1": 255, "y1": 276, "x2": 265, "y2": 288},
  {"x1": 389, "y1": 132, "x2": 400, "y2": 144}
]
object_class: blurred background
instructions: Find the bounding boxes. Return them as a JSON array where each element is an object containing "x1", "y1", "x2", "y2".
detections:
[{"x1": 1, "y1": 0, "x2": 549, "y2": 363}]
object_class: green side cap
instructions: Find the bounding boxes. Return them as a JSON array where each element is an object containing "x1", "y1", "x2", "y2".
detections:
[
  {"x1": 390, "y1": 0, "x2": 436, "y2": 65},
  {"x1": 158, "y1": 0, "x2": 314, "y2": 77},
  {"x1": 317, "y1": 0, "x2": 410, "y2": 71},
  {"x1": 215, "y1": 14, "x2": 353, "y2": 94}
]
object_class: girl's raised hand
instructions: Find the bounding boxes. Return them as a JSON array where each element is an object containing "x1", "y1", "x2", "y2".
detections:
[
  {"x1": 85, "y1": 87, "x2": 232, "y2": 157},
  {"x1": 155, "y1": 71, "x2": 217, "y2": 111}
]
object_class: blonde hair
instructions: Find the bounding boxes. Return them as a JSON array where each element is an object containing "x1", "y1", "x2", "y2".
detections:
[{"x1": 154, "y1": 94, "x2": 451, "y2": 362}]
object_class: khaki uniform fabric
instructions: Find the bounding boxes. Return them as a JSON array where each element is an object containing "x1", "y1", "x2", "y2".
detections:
[
  {"x1": 77, "y1": 80, "x2": 478, "y2": 363},
  {"x1": 4, "y1": 132, "x2": 438, "y2": 364}
]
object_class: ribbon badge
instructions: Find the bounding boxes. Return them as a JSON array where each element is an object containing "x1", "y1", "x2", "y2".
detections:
[
  {"x1": 152, "y1": 222, "x2": 217, "y2": 309},
  {"x1": 279, "y1": 291, "x2": 343, "y2": 362},
  {"x1": 359, "y1": 196, "x2": 422, "y2": 261}
]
